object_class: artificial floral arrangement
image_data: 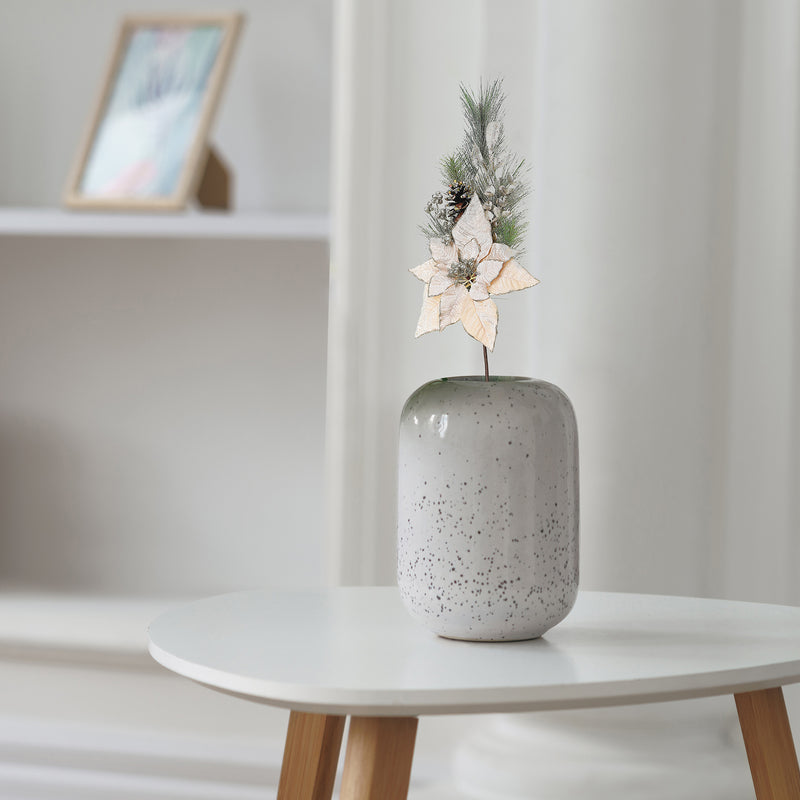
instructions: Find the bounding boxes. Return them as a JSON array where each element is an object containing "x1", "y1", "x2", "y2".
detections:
[{"x1": 410, "y1": 79, "x2": 539, "y2": 377}]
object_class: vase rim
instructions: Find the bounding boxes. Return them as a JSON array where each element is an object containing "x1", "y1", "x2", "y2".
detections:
[{"x1": 439, "y1": 375, "x2": 533, "y2": 383}]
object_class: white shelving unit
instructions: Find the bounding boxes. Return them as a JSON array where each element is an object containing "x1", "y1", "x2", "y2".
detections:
[
  {"x1": 0, "y1": 210, "x2": 332, "y2": 631},
  {"x1": 0, "y1": 2, "x2": 339, "y2": 796},
  {"x1": 0, "y1": 207, "x2": 333, "y2": 798},
  {"x1": 0, "y1": 207, "x2": 329, "y2": 241},
  {"x1": 0, "y1": 590, "x2": 176, "y2": 669}
]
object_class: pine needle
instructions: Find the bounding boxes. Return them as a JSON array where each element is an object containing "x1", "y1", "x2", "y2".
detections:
[{"x1": 422, "y1": 78, "x2": 529, "y2": 253}]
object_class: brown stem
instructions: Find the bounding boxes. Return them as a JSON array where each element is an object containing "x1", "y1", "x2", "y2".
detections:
[{"x1": 483, "y1": 345, "x2": 490, "y2": 382}]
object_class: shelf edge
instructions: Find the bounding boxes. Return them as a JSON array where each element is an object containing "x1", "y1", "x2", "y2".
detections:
[{"x1": 0, "y1": 208, "x2": 330, "y2": 241}]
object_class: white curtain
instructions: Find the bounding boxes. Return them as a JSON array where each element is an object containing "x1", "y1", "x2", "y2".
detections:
[
  {"x1": 327, "y1": 0, "x2": 800, "y2": 604},
  {"x1": 327, "y1": 1, "x2": 800, "y2": 793}
]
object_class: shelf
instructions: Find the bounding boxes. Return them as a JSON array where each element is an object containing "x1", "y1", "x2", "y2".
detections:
[
  {"x1": 0, "y1": 207, "x2": 329, "y2": 241},
  {"x1": 0, "y1": 590, "x2": 188, "y2": 668}
]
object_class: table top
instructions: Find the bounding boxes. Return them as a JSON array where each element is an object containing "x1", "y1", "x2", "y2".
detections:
[{"x1": 147, "y1": 588, "x2": 800, "y2": 717}]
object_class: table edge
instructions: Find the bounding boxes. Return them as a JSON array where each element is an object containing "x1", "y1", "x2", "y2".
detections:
[{"x1": 147, "y1": 637, "x2": 800, "y2": 717}]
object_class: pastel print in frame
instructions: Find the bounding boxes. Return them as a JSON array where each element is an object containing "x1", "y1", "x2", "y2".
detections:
[{"x1": 64, "y1": 14, "x2": 242, "y2": 211}]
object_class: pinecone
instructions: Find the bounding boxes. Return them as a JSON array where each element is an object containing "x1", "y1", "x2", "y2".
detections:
[{"x1": 444, "y1": 181, "x2": 472, "y2": 222}]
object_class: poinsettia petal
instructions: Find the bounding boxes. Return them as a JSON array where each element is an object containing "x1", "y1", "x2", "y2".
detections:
[
  {"x1": 477, "y1": 258, "x2": 504, "y2": 284},
  {"x1": 429, "y1": 239, "x2": 457, "y2": 264},
  {"x1": 488, "y1": 259, "x2": 540, "y2": 295},
  {"x1": 469, "y1": 280, "x2": 490, "y2": 301},
  {"x1": 410, "y1": 259, "x2": 438, "y2": 283},
  {"x1": 459, "y1": 238, "x2": 481, "y2": 263},
  {"x1": 487, "y1": 242, "x2": 514, "y2": 263},
  {"x1": 439, "y1": 285, "x2": 468, "y2": 329},
  {"x1": 453, "y1": 195, "x2": 493, "y2": 261},
  {"x1": 415, "y1": 287, "x2": 440, "y2": 337},
  {"x1": 428, "y1": 270, "x2": 456, "y2": 297},
  {"x1": 460, "y1": 297, "x2": 498, "y2": 350}
]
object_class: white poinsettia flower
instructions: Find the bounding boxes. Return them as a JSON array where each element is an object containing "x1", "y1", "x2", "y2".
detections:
[{"x1": 410, "y1": 194, "x2": 539, "y2": 351}]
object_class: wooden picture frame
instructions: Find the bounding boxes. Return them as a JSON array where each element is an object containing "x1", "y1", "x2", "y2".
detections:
[{"x1": 64, "y1": 13, "x2": 242, "y2": 211}]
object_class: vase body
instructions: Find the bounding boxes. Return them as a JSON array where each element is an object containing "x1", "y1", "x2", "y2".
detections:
[{"x1": 397, "y1": 376, "x2": 579, "y2": 641}]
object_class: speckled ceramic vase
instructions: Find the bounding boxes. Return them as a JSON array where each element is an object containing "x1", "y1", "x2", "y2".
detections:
[{"x1": 397, "y1": 376, "x2": 579, "y2": 641}]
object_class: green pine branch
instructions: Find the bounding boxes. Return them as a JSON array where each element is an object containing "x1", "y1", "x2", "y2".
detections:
[{"x1": 422, "y1": 78, "x2": 530, "y2": 253}]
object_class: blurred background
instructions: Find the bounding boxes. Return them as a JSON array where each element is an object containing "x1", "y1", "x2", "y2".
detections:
[{"x1": 0, "y1": 0, "x2": 798, "y2": 797}]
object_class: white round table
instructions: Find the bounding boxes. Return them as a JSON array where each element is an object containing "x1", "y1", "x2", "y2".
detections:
[{"x1": 148, "y1": 588, "x2": 800, "y2": 799}]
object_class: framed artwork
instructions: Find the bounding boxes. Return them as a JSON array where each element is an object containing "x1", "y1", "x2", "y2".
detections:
[{"x1": 64, "y1": 13, "x2": 242, "y2": 211}]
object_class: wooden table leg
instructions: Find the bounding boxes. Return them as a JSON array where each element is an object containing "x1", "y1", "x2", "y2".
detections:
[
  {"x1": 277, "y1": 711, "x2": 346, "y2": 800},
  {"x1": 735, "y1": 687, "x2": 800, "y2": 799},
  {"x1": 340, "y1": 716, "x2": 418, "y2": 800}
]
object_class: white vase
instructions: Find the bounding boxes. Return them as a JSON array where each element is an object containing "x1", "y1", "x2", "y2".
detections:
[{"x1": 397, "y1": 376, "x2": 579, "y2": 641}]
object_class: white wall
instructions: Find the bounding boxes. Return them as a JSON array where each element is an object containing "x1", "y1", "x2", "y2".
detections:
[
  {"x1": 0, "y1": 237, "x2": 329, "y2": 596},
  {"x1": 0, "y1": 0, "x2": 332, "y2": 212}
]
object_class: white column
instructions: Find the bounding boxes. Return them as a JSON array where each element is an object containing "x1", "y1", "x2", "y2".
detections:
[{"x1": 326, "y1": 0, "x2": 393, "y2": 585}]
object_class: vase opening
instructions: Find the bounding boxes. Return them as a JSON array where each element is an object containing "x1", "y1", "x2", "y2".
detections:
[{"x1": 441, "y1": 375, "x2": 533, "y2": 383}]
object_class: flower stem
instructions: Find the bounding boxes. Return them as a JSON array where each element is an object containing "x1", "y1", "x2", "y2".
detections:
[{"x1": 483, "y1": 345, "x2": 490, "y2": 382}]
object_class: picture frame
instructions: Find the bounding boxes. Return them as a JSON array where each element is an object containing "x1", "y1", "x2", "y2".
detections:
[{"x1": 64, "y1": 13, "x2": 243, "y2": 211}]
